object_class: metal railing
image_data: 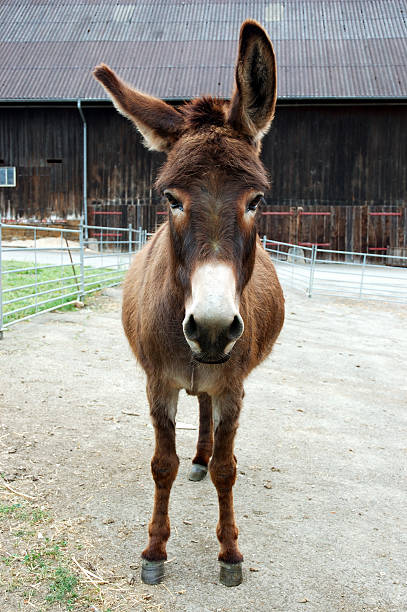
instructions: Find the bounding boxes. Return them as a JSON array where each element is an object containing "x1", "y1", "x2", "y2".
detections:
[
  {"x1": 0, "y1": 221, "x2": 151, "y2": 336},
  {"x1": 1, "y1": 224, "x2": 405, "y2": 337},
  {"x1": 263, "y1": 237, "x2": 407, "y2": 304}
]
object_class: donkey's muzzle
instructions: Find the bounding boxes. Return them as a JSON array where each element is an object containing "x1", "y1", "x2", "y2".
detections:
[
  {"x1": 183, "y1": 261, "x2": 244, "y2": 362},
  {"x1": 183, "y1": 313, "x2": 244, "y2": 362}
]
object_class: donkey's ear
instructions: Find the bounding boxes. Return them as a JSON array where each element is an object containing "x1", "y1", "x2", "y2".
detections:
[
  {"x1": 228, "y1": 20, "x2": 277, "y2": 142},
  {"x1": 93, "y1": 64, "x2": 184, "y2": 153}
]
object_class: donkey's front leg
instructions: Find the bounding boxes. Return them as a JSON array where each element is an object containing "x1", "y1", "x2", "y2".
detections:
[
  {"x1": 210, "y1": 388, "x2": 243, "y2": 587},
  {"x1": 141, "y1": 380, "x2": 179, "y2": 585}
]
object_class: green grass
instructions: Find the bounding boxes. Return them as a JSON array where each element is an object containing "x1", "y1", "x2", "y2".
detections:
[
  {"x1": 46, "y1": 566, "x2": 78, "y2": 609},
  {"x1": 0, "y1": 498, "x2": 91, "y2": 610},
  {"x1": 1, "y1": 260, "x2": 125, "y2": 324},
  {"x1": 0, "y1": 502, "x2": 50, "y2": 527},
  {"x1": 0, "y1": 502, "x2": 22, "y2": 517},
  {"x1": 0, "y1": 494, "x2": 158, "y2": 610}
]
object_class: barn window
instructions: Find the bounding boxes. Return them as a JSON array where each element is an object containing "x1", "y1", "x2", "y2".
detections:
[
  {"x1": 0, "y1": 166, "x2": 16, "y2": 187},
  {"x1": 47, "y1": 158, "x2": 63, "y2": 164}
]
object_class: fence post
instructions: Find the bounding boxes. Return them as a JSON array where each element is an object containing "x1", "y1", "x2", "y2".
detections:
[
  {"x1": 138, "y1": 226, "x2": 142, "y2": 251},
  {"x1": 262, "y1": 235, "x2": 267, "y2": 250},
  {"x1": 79, "y1": 218, "x2": 85, "y2": 301},
  {"x1": 359, "y1": 253, "x2": 367, "y2": 299},
  {"x1": 128, "y1": 223, "x2": 132, "y2": 266},
  {"x1": 0, "y1": 220, "x2": 3, "y2": 339},
  {"x1": 307, "y1": 244, "x2": 317, "y2": 298}
]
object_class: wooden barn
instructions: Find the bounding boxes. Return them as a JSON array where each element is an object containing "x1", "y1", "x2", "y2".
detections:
[{"x1": 1, "y1": 0, "x2": 406, "y2": 255}]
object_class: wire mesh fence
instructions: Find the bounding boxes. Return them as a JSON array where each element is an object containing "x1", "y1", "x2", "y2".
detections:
[
  {"x1": 263, "y1": 237, "x2": 407, "y2": 304},
  {"x1": 0, "y1": 221, "x2": 151, "y2": 336}
]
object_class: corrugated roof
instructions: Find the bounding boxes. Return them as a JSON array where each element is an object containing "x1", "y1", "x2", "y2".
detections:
[{"x1": 0, "y1": 0, "x2": 406, "y2": 101}]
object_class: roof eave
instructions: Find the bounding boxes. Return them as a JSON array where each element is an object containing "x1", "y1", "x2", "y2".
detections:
[{"x1": 1, "y1": 96, "x2": 407, "y2": 107}]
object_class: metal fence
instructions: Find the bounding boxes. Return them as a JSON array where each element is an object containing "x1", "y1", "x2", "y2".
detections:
[
  {"x1": 0, "y1": 221, "x2": 151, "y2": 337},
  {"x1": 2, "y1": 224, "x2": 406, "y2": 338},
  {"x1": 263, "y1": 237, "x2": 407, "y2": 304}
]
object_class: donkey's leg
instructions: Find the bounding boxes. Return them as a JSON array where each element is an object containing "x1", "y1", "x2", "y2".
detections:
[
  {"x1": 189, "y1": 392, "x2": 213, "y2": 481},
  {"x1": 141, "y1": 379, "x2": 179, "y2": 585},
  {"x1": 209, "y1": 388, "x2": 243, "y2": 587}
]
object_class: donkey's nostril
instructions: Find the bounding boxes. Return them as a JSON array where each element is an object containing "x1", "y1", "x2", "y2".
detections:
[
  {"x1": 184, "y1": 314, "x2": 199, "y2": 340},
  {"x1": 228, "y1": 315, "x2": 244, "y2": 340}
]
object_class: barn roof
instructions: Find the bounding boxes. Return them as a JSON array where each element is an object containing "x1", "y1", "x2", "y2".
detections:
[{"x1": 0, "y1": 0, "x2": 406, "y2": 102}]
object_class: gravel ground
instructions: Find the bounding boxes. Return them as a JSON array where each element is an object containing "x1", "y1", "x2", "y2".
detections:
[{"x1": 1, "y1": 286, "x2": 406, "y2": 611}]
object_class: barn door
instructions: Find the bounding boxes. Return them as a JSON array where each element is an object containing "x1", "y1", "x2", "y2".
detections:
[
  {"x1": 259, "y1": 206, "x2": 332, "y2": 248},
  {"x1": 367, "y1": 207, "x2": 402, "y2": 260},
  {"x1": 296, "y1": 208, "x2": 331, "y2": 249},
  {"x1": 260, "y1": 205, "x2": 295, "y2": 243},
  {"x1": 88, "y1": 201, "x2": 127, "y2": 248}
]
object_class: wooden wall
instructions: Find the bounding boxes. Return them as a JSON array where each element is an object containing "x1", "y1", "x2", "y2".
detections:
[
  {"x1": 1, "y1": 103, "x2": 406, "y2": 254},
  {"x1": 262, "y1": 104, "x2": 407, "y2": 206},
  {"x1": 86, "y1": 108, "x2": 165, "y2": 216},
  {"x1": 259, "y1": 203, "x2": 407, "y2": 255},
  {"x1": 0, "y1": 106, "x2": 163, "y2": 223},
  {"x1": 0, "y1": 107, "x2": 82, "y2": 220},
  {"x1": 259, "y1": 104, "x2": 407, "y2": 255}
]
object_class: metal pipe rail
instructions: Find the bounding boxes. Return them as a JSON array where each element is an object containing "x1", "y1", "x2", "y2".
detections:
[
  {"x1": 0, "y1": 221, "x2": 149, "y2": 335},
  {"x1": 263, "y1": 237, "x2": 407, "y2": 303},
  {"x1": 2, "y1": 223, "x2": 404, "y2": 338}
]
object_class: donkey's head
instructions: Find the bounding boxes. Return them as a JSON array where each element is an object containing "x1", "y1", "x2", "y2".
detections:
[{"x1": 94, "y1": 20, "x2": 276, "y2": 364}]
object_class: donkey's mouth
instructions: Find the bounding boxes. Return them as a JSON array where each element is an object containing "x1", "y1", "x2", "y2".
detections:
[{"x1": 193, "y1": 353, "x2": 230, "y2": 365}]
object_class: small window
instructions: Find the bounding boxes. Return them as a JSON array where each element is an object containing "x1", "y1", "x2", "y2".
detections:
[
  {"x1": 0, "y1": 167, "x2": 16, "y2": 187},
  {"x1": 47, "y1": 158, "x2": 63, "y2": 164}
]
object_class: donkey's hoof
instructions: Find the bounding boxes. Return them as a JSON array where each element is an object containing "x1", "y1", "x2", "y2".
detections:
[
  {"x1": 219, "y1": 561, "x2": 243, "y2": 587},
  {"x1": 141, "y1": 559, "x2": 165, "y2": 584},
  {"x1": 188, "y1": 464, "x2": 208, "y2": 481}
]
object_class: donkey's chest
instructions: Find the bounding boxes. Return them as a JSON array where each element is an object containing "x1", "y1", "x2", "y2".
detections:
[{"x1": 165, "y1": 362, "x2": 224, "y2": 396}]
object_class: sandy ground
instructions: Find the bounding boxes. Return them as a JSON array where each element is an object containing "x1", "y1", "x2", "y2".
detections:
[{"x1": 0, "y1": 286, "x2": 406, "y2": 611}]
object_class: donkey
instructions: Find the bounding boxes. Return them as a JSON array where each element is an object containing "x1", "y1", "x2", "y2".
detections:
[{"x1": 94, "y1": 20, "x2": 284, "y2": 587}]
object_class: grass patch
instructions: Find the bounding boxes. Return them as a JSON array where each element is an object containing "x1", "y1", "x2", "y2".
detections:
[
  {"x1": 0, "y1": 502, "x2": 22, "y2": 517},
  {"x1": 0, "y1": 502, "x2": 49, "y2": 524},
  {"x1": 0, "y1": 498, "x2": 94, "y2": 610},
  {"x1": 0, "y1": 495, "x2": 159, "y2": 611},
  {"x1": 1, "y1": 260, "x2": 125, "y2": 324},
  {"x1": 47, "y1": 566, "x2": 78, "y2": 609}
]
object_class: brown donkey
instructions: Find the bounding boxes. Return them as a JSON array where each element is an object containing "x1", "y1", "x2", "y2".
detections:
[{"x1": 94, "y1": 20, "x2": 284, "y2": 587}]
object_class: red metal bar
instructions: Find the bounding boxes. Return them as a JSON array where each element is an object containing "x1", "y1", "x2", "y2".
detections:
[
  {"x1": 94, "y1": 211, "x2": 122, "y2": 215},
  {"x1": 156, "y1": 211, "x2": 168, "y2": 215},
  {"x1": 368, "y1": 212, "x2": 401, "y2": 217},
  {"x1": 299, "y1": 212, "x2": 331, "y2": 216},
  {"x1": 368, "y1": 247, "x2": 387, "y2": 251},
  {"x1": 261, "y1": 211, "x2": 294, "y2": 216},
  {"x1": 91, "y1": 232, "x2": 122, "y2": 237},
  {"x1": 299, "y1": 242, "x2": 331, "y2": 247}
]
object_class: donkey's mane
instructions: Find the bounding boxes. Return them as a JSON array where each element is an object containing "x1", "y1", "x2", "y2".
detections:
[
  {"x1": 156, "y1": 97, "x2": 270, "y2": 192},
  {"x1": 180, "y1": 97, "x2": 228, "y2": 131}
]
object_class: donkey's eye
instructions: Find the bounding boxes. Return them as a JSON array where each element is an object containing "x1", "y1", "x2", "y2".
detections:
[
  {"x1": 247, "y1": 194, "x2": 264, "y2": 212},
  {"x1": 164, "y1": 191, "x2": 183, "y2": 211}
]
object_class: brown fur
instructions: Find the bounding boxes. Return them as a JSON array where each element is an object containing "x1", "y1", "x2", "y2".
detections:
[{"x1": 94, "y1": 20, "x2": 284, "y2": 572}]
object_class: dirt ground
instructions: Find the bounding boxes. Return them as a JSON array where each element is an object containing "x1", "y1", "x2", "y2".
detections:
[{"x1": 1, "y1": 286, "x2": 406, "y2": 611}]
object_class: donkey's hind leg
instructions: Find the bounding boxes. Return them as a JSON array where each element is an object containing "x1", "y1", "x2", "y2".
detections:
[
  {"x1": 141, "y1": 379, "x2": 179, "y2": 584},
  {"x1": 189, "y1": 393, "x2": 213, "y2": 481}
]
